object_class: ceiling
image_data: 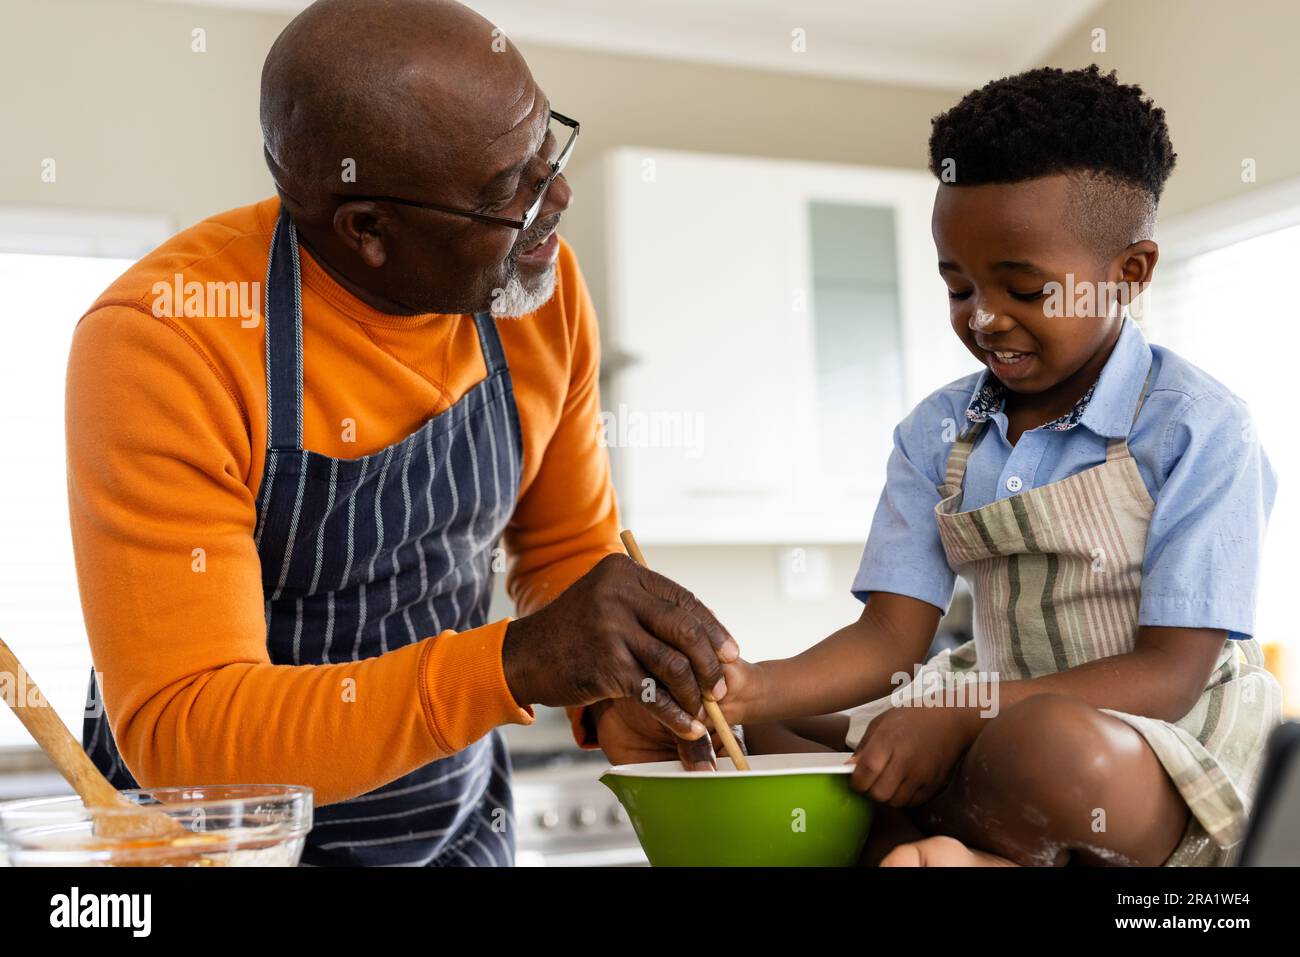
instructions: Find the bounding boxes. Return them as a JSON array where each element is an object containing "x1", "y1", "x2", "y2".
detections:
[{"x1": 155, "y1": 0, "x2": 1106, "y2": 90}]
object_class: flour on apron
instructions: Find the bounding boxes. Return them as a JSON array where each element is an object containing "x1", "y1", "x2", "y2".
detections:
[{"x1": 845, "y1": 366, "x2": 1282, "y2": 866}]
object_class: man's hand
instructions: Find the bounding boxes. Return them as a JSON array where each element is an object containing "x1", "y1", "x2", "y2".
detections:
[
  {"x1": 501, "y1": 553, "x2": 739, "y2": 743},
  {"x1": 847, "y1": 706, "x2": 982, "y2": 807}
]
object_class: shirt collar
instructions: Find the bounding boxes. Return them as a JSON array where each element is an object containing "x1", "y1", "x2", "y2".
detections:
[{"x1": 963, "y1": 315, "x2": 1153, "y2": 439}]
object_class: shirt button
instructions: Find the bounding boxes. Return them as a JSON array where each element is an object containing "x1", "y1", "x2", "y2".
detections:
[{"x1": 1006, "y1": 475, "x2": 1023, "y2": 493}]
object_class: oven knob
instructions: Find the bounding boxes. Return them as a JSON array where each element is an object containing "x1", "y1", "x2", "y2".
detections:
[
  {"x1": 572, "y1": 805, "x2": 599, "y2": 828},
  {"x1": 609, "y1": 804, "x2": 628, "y2": 825},
  {"x1": 537, "y1": 808, "x2": 560, "y2": 830}
]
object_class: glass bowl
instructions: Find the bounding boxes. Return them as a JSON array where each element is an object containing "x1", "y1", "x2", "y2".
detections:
[{"x1": 0, "y1": 784, "x2": 313, "y2": 867}]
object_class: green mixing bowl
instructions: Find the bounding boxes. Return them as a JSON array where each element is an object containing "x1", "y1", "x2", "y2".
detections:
[{"x1": 601, "y1": 752, "x2": 873, "y2": 866}]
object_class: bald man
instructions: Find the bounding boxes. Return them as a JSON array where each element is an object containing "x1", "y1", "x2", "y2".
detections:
[{"x1": 67, "y1": 0, "x2": 734, "y2": 866}]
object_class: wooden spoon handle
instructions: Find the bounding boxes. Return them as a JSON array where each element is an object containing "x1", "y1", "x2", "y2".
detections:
[
  {"x1": 701, "y1": 699, "x2": 750, "y2": 771},
  {"x1": 618, "y1": 530, "x2": 751, "y2": 771},
  {"x1": 0, "y1": 636, "x2": 128, "y2": 811}
]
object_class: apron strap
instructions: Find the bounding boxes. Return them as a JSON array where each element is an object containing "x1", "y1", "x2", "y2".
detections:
[
  {"x1": 264, "y1": 206, "x2": 305, "y2": 451},
  {"x1": 471, "y1": 310, "x2": 509, "y2": 377},
  {"x1": 943, "y1": 420, "x2": 985, "y2": 488},
  {"x1": 263, "y1": 206, "x2": 513, "y2": 452},
  {"x1": 1105, "y1": 361, "x2": 1156, "y2": 462},
  {"x1": 1238, "y1": 636, "x2": 1267, "y2": 668}
]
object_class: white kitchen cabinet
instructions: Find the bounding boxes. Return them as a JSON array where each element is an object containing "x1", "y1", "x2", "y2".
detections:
[{"x1": 566, "y1": 148, "x2": 971, "y2": 544}]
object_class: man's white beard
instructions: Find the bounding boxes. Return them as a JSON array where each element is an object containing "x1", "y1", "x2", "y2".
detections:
[{"x1": 490, "y1": 263, "x2": 557, "y2": 318}]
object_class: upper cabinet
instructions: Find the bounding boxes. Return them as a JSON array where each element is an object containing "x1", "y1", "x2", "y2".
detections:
[{"x1": 566, "y1": 148, "x2": 973, "y2": 544}]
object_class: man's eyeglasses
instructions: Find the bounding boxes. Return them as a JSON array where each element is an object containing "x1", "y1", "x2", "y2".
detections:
[{"x1": 336, "y1": 111, "x2": 579, "y2": 232}]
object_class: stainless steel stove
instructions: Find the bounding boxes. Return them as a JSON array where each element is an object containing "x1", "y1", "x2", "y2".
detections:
[{"x1": 505, "y1": 714, "x2": 647, "y2": 867}]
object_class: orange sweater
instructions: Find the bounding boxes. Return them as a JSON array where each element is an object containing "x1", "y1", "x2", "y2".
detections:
[{"x1": 66, "y1": 197, "x2": 615, "y2": 805}]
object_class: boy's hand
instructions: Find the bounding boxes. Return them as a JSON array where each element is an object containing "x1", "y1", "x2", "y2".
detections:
[
  {"x1": 847, "y1": 706, "x2": 982, "y2": 807},
  {"x1": 715, "y1": 657, "x2": 768, "y2": 726}
]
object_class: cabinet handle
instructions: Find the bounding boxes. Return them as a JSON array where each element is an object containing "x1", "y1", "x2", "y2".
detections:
[{"x1": 683, "y1": 486, "x2": 775, "y2": 498}]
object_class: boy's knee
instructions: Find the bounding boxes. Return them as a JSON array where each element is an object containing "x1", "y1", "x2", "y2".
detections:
[{"x1": 964, "y1": 694, "x2": 1122, "y2": 809}]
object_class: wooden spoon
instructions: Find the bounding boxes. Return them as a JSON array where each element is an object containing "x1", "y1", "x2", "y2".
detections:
[
  {"x1": 619, "y1": 530, "x2": 751, "y2": 771},
  {"x1": 0, "y1": 635, "x2": 191, "y2": 844}
]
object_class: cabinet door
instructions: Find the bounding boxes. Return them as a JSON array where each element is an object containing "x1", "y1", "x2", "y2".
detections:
[
  {"x1": 602, "y1": 150, "x2": 813, "y2": 541},
  {"x1": 599, "y1": 149, "x2": 966, "y2": 543}
]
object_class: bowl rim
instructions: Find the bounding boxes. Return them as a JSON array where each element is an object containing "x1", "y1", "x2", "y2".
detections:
[
  {"x1": 0, "y1": 783, "x2": 314, "y2": 817},
  {"x1": 602, "y1": 751, "x2": 854, "y2": 779}
]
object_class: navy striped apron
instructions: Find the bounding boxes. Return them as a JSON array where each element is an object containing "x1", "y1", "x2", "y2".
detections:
[{"x1": 83, "y1": 206, "x2": 524, "y2": 866}]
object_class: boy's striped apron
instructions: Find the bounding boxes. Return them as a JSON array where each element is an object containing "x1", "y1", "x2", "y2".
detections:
[
  {"x1": 83, "y1": 206, "x2": 524, "y2": 866},
  {"x1": 847, "y1": 367, "x2": 1282, "y2": 866}
]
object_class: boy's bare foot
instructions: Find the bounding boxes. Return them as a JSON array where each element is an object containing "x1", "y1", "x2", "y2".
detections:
[{"x1": 880, "y1": 835, "x2": 1019, "y2": 867}]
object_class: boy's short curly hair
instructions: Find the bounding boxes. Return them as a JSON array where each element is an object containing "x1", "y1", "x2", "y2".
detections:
[{"x1": 928, "y1": 65, "x2": 1178, "y2": 255}]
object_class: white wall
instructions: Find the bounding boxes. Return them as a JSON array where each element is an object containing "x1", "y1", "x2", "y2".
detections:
[
  {"x1": 0, "y1": 0, "x2": 957, "y2": 229},
  {"x1": 1040, "y1": 0, "x2": 1300, "y2": 217}
]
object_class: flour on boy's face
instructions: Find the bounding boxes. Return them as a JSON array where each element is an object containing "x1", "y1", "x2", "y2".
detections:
[{"x1": 932, "y1": 174, "x2": 1127, "y2": 397}]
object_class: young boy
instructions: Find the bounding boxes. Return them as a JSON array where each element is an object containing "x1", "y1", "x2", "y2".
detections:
[{"x1": 718, "y1": 66, "x2": 1282, "y2": 866}]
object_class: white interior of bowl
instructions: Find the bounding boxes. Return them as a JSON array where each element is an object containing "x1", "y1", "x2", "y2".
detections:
[{"x1": 603, "y1": 751, "x2": 853, "y2": 779}]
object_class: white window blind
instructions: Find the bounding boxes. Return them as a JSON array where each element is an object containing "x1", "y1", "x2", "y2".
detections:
[
  {"x1": 1144, "y1": 220, "x2": 1300, "y2": 649},
  {"x1": 0, "y1": 208, "x2": 169, "y2": 751}
]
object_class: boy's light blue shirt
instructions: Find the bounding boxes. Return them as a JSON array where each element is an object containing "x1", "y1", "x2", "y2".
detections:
[{"x1": 852, "y1": 317, "x2": 1276, "y2": 640}]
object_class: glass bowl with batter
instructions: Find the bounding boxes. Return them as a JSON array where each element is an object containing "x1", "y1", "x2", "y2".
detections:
[{"x1": 0, "y1": 784, "x2": 313, "y2": 866}]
